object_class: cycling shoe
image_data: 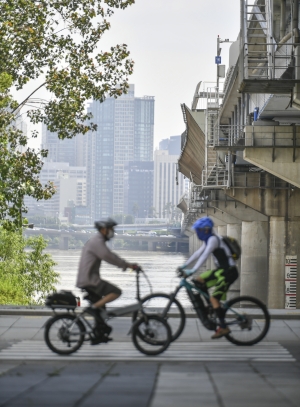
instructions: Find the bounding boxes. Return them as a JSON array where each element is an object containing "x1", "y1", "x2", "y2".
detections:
[{"x1": 91, "y1": 335, "x2": 113, "y2": 345}]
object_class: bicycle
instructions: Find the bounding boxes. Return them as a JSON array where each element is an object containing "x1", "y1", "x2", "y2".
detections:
[
  {"x1": 132, "y1": 271, "x2": 270, "y2": 346},
  {"x1": 44, "y1": 267, "x2": 171, "y2": 356}
]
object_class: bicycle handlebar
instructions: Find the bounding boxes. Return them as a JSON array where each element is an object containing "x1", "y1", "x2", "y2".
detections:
[
  {"x1": 176, "y1": 268, "x2": 187, "y2": 279},
  {"x1": 131, "y1": 264, "x2": 143, "y2": 273}
]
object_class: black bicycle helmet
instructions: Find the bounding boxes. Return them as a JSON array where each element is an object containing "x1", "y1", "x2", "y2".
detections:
[{"x1": 94, "y1": 218, "x2": 118, "y2": 230}]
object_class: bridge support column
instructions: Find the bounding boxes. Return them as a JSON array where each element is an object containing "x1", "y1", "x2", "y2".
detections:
[
  {"x1": 217, "y1": 225, "x2": 227, "y2": 236},
  {"x1": 240, "y1": 221, "x2": 268, "y2": 303},
  {"x1": 268, "y1": 217, "x2": 285, "y2": 309},
  {"x1": 268, "y1": 217, "x2": 300, "y2": 309},
  {"x1": 189, "y1": 233, "x2": 201, "y2": 256},
  {"x1": 148, "y1": 241, "x2": 156, "y2": 251},
  {"x1": 59, "y1": 236, "x2": 69, "y2": 250}
]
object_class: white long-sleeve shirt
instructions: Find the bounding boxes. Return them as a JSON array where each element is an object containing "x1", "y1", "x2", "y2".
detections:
[{"x1": 185, "y1": 234, "x2": 236, "y2": 272}]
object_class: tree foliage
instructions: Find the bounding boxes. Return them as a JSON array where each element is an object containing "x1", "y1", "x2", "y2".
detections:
[
  {"x1": 0, "y1": 228, "x2": 59, "y2": 305},
  {"x1": 0, "y1": 73, "x2": 55, "y2": 229},
  {"x1": 0, "y1": 0, "x2": 135, "y2": 228},
  {"x1": 0, "y1": 0, "x2": 135, "y2": 138}
]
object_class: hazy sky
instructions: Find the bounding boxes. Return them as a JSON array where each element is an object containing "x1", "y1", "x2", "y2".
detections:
[
  {"x1": 101, "y1": 0, "x2": 240, "y2": 148},
  {"x1": 21, "y1": 0, "x2": 240, "y2": 149}
]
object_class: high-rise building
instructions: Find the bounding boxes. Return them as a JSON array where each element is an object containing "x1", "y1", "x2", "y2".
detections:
[
  {"x1": 87, "y1": 85, "x2": 155, "y2": 220},
  {"x1": 14, "y1": 116, "x2": 28, "y2": 153},
  {"x1": 42, "y1": 126, "x2": 77, "y2": 166},
  {"x1": 24, "y1": 162, "x2": 87, "y2": 218},
  {"x1": 41, "y1": 126, "x2": 87, "y2": 167},
  {"x1": 159, "y1": 135, "x2": 181, "y2": 155},
  {"x1": 125, "y1": 161, "x2": 154, "y2": 218},
  {"x1": 153, "y1": 138, "x2": 186, "y2": 219}
]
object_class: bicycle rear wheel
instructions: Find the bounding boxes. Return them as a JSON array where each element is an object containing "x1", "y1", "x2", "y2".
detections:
[
  {"x1": 132, "y1": 293, "x2": 186, "y2": 342},
  {"x1": 44, "y1": 314, "x2": 85, "y2": 355},
  {"x1": 224, "y1": 296, "x2": 270, "y2": 346},
  {"x1": 132, "y1": 315, "x2": 171, "y2": 355}
]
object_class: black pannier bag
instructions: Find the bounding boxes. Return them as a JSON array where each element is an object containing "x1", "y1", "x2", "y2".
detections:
[{"x1": 45, "y1": 290, "x2": 77, "y2": 309}]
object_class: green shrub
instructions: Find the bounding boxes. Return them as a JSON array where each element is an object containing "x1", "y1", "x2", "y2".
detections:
[
  {"x1": 0, "y1": 228, "x2": 59, "y2": 305},
  {"x1": 0, "y1": 276, "x2": 29, "y2": 305}
]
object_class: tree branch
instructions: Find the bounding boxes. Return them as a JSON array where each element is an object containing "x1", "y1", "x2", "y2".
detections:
[{"x1": 12, "y1": 82, "x2": 46, "y2": 114}]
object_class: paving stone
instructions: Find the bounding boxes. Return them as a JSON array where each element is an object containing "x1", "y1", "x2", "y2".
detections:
[
  {"x1": 0, "y1": 363, "x2": 20, "y2": 376},
  {"x1": 0, "y1": 327, "x2": 40, "y2": 340},
  {"x1": 0, "y1": 317, "x2": 19, "y2": 328},
  {"x1": 80, "y1": 362, "x2": 158, "y2": 407},
  {"x1": 0, "y1": 327, "x2": 9, "y2": 336},
  {"x1": 284, "y1": 320, "x2": 300, "y2": 328},
  {"x1": 12, "y1": 316, "x2": 48, "y2": 328},
  {"x1": 265, "y1": 328, "x2": 299, "y2": 341},
  {"x1": 176, "y1": 319, "x2": 200, "y2": 342},
  {"x1": 31, "y1": 329, "x2": 45, "y2": 340},
  {"x1": 268, "y1": 320, "x2": 287, "y2": 327},
  {"x1": 151, "y1": 367, "x2": 218, "y2": 407}
]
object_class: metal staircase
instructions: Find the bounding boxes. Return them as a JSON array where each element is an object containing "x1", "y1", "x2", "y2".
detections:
[
  {"x1": 240, "y1": 0, "x2": 297, "y2": 93},
  {"x1": 202, "y1": 90, "x2": 228, "y2": 188},
  {"x1": 243, "y1": 0, "x2": 272, "y2": 80}
]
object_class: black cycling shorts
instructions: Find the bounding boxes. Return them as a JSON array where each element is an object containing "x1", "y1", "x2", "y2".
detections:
[
  {"x1": 83, "y1": 280, "x2": 122, "y2": 303},
  {"x1": 199, "y1": 266, "x2": 238, "y2": 301}
]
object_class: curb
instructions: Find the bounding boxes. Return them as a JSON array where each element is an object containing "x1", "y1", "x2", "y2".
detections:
[{"x1": 0, "y1": 308, "x2": 299, "y2": 319}]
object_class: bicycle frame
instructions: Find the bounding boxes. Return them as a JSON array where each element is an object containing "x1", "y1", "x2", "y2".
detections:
[
  {"x1": 160, "y1": 278, "x2": 247, "y2": 328},
  {"x1": 49, "y1": 267, "x2": 147, "y2": 341}
]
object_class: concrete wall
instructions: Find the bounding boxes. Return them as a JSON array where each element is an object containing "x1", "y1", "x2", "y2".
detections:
[{"x1": 244, "y1": 147, "x2": 300, "y2": 189}]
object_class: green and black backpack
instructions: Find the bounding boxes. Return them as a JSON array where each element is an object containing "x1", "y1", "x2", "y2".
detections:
[{"x1": 222, "y1": 236, "x2": 241, "y2": 260}]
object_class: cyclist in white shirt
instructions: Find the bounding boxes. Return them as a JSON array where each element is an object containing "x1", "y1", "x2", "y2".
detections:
[{"x1": 178, "y1": 217, "x2": 238, "y2": 339}]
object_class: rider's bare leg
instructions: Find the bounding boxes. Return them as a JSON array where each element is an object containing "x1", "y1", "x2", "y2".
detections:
[
  {"x1": 209, "y1": 296, "x2": 220, "y2": 309},
  {"x1": 196, "y1": 277, "x2": 228, "y2": 334},
  {"x1": 92, "y1": 292, "x2": 120, "y2": 309},
  {"x1": 196, "y1": 277, "x2": 220, "y2": 309}
]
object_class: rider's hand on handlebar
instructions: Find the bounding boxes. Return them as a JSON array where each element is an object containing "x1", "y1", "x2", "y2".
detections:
[
  {"x1": 176, "y1": 266, "x2": 185, "y2": 277},
  {"x1": 176, "y1": 267, "x2": 194, "y2": 278},
  {"x1": 124, "y1": 263, "x2": 140, "y2": 271}
]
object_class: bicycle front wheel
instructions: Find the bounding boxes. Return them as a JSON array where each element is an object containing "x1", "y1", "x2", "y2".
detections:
[
  {"x1": 224, "y1": 296, "x2": 270, "y2": 346},
  {"x1": 132, "y1": 293, "x2": 186, "y2": 342},
  {"x1": 132, "y1": 315, "x2": 171, "y2": 355},
  {"x1": 44, "y1": 314, "x2": 85, "y2": 355}
]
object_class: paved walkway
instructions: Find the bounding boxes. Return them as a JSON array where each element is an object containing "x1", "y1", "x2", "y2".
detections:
[
  {"x1": 0, "y1": 340, "x2": 295, "y2": 362},
  {"x1": 0, "y1": 315, "x2": 299, "y2": 407}
]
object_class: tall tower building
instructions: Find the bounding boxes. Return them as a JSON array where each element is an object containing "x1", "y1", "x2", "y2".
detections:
[
  {"x1": 154, "y1": 136, "x2": 186, "y2": 219},
  {"x1": 41, "y1": 126, "x2": 77, "y2": 166},
  {"x1": 41, "y1": 126, "x2": 87, "y2": 167},
  {"x1": 125, "y1": 161, "x2": 154, "y2": 218},
  {"x1": 87, "y1": 85, "x2": 154, "y2": 220}
]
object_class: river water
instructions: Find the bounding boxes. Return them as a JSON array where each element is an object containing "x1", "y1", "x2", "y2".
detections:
[{"x1": 48, "y1": 249, "x2": 191, "y2": 307}]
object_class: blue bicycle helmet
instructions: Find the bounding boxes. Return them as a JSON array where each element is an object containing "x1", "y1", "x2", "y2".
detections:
[{"x1": 192, "y1": 217, "x2": 214, "y2": 241}]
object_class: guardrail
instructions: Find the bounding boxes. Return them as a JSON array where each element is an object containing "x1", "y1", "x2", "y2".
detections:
[{"x1": 242, "y1": 41, "x2": 296, "y2": 81}]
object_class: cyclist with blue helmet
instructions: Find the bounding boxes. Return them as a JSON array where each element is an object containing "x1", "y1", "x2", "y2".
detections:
[{"x1": 178, "y1": 216, "x2": 238, "y2": 339}]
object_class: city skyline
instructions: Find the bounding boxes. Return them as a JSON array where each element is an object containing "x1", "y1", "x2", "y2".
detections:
[{"x1": 87, "y1": 84, "x2": 155, "y2": 220}]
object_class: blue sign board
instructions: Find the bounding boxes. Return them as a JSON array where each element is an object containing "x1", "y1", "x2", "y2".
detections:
[{"x1": 215, "y1": 56, "x2": 221, "y2": 64}]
